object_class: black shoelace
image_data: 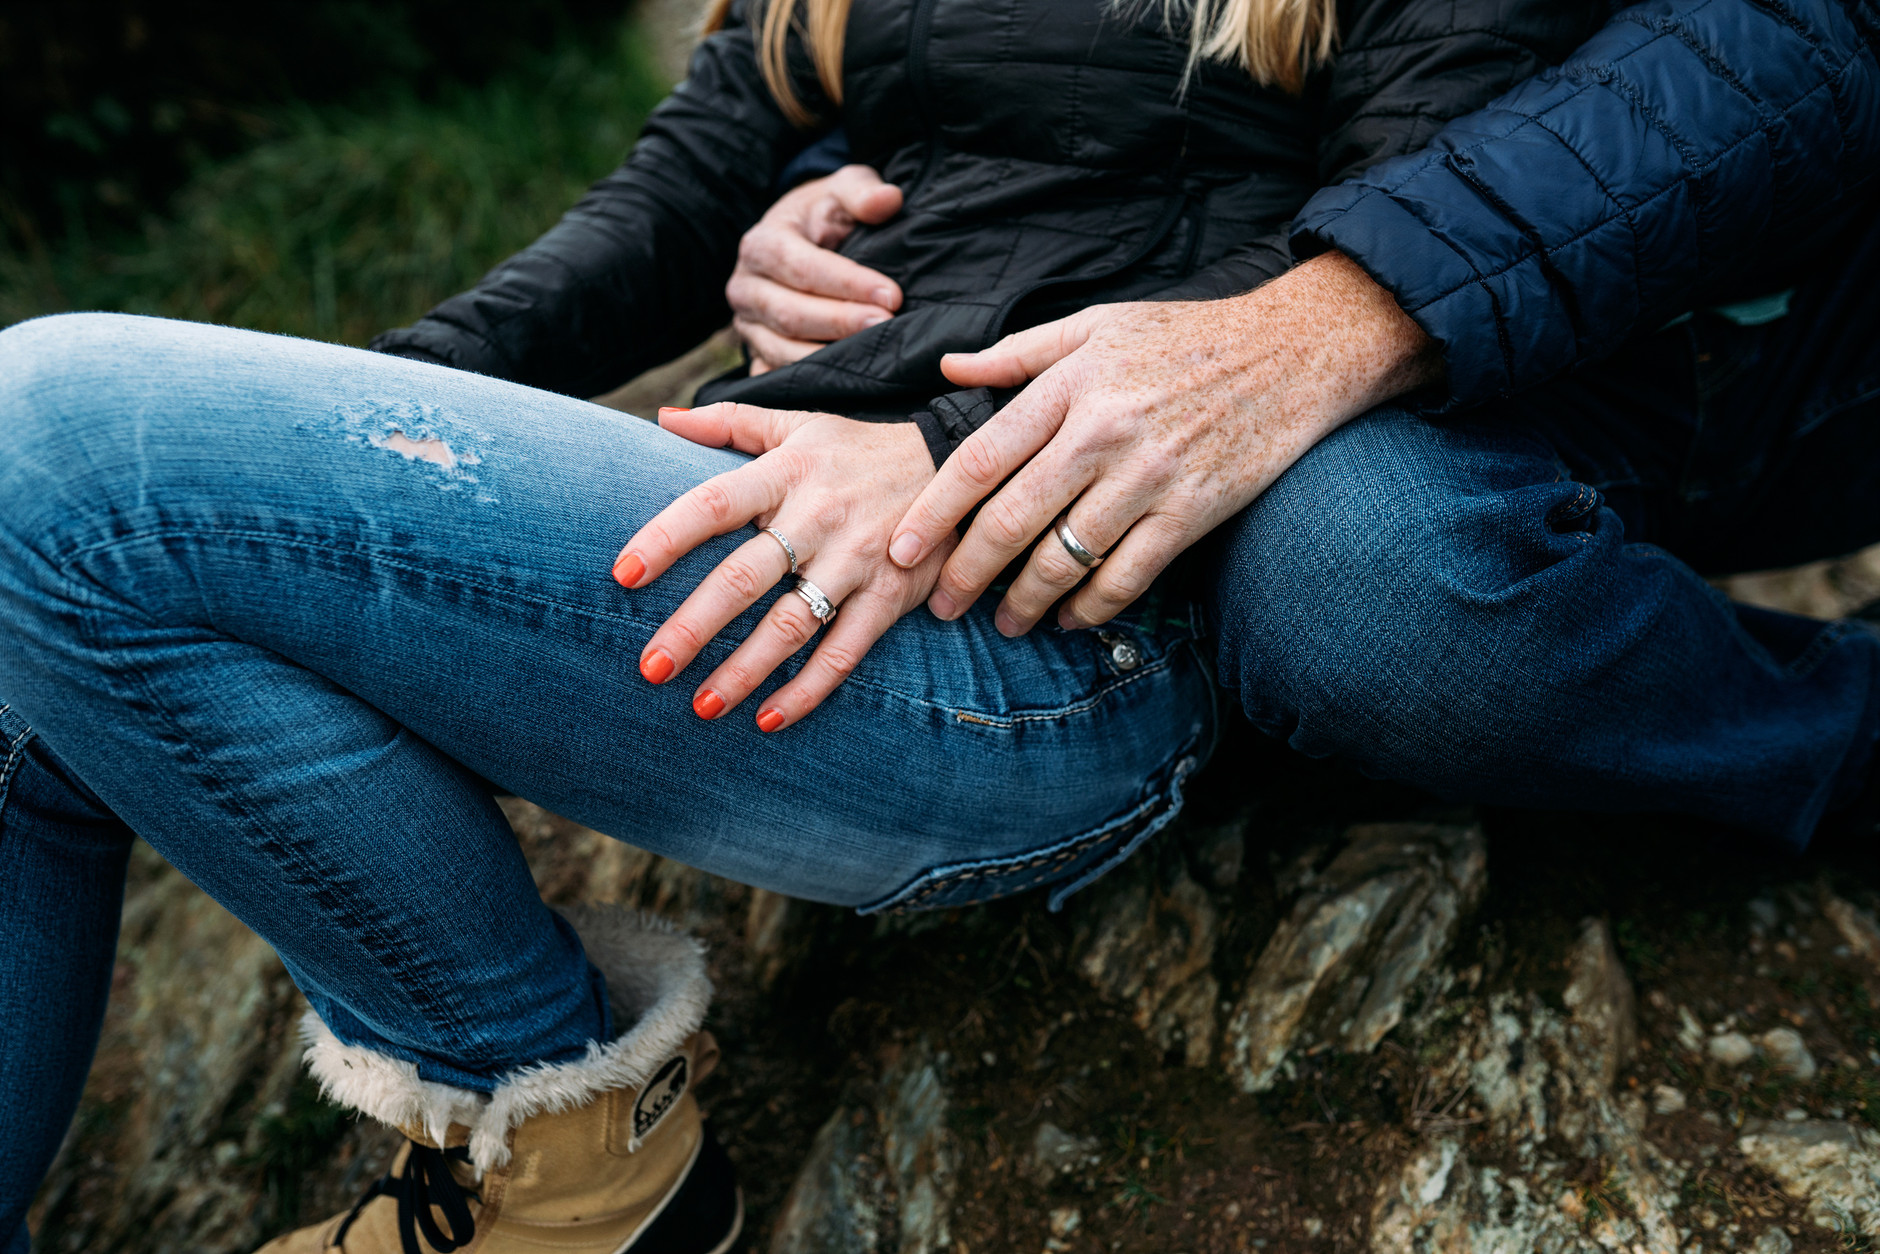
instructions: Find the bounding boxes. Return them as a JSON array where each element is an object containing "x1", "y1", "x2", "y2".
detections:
[{"x1": 332, "y1": 1142, "x2": 479, "y2": 1254}]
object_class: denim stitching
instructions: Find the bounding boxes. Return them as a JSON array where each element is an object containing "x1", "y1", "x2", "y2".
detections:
[
  {"x1": 865, "y1": 796, "x2": 1163, "y2": 915},
  {"x1": 860, "y1": 738, "x2": 1202, "y2": 915},
  {"x1": 61, "y1": 526, "x2": 1204, "y2": 726},
  {"x1": 0, "y1": 705, "x2": 37, "y2": 819}
]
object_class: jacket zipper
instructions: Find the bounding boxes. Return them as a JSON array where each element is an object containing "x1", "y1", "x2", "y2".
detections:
[{"x1": 905, "y1": 0, "x2": 944, "y2": 198}]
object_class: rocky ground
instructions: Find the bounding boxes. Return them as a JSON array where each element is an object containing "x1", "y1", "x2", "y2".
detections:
[{"x1": 24, "y1": 337, "x2": 1880, "y2": 1253}]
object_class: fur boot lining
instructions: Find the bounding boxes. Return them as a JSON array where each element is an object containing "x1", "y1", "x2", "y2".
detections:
[{"x1": 302, "y1": 906, "x2": 712, "y2": 1172}]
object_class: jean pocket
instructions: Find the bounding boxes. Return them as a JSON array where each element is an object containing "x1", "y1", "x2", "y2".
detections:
[{"x1": 858, "y1": 740, "x2": 1201, "y2": 916}]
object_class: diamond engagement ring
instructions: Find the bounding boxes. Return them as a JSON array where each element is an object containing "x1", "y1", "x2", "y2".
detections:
[
  {"x1": 1055, "y1": 519, "x2": 1104, "y2": 568},
  {"x1": 762, "y1": 527, "x2": 799, "y2": 575},
  {"x1": 792, "y1": 576, "x2": 837, "y2": 624}
]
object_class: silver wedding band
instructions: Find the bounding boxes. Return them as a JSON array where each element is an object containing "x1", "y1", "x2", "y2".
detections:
[
  {"x1": 1055, "y1": 519, "x2": 1104, "y2": 569},
  {"x1": 792, "y1": 576, "x2": 837, "y2": 624},
  {"x1": 762, "y1": 527, "x2": 799, "y2": 575}
]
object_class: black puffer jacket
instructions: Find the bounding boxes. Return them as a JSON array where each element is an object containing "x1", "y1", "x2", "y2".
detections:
[{"x1": 374, "y1": 0, "x2": 1604, "y2": 456}]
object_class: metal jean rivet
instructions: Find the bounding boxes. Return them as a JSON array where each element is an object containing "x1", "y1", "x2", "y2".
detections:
[{"x1": 1099, "y1": 632, "x2": 1142, "y2": 672}]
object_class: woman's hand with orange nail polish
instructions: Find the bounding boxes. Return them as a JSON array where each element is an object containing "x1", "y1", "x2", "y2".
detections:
[{"x1": 615, "y1": 403, "x2": 957, "y2": 728}]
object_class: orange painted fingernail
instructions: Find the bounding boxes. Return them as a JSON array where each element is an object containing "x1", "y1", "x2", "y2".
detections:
[
  {"x1": 756, "y1": 708, "x2": 785, "y2": 733},
  {"x1": 658, "y1": 406, "x2": 691, "y2": 416},
  {"x1": 640, "y1": 648, "x2": 674, "y2": 684},
  {"x1": 694, "y1": 689, "x2": 726, "y2": 719},
  {"x1": 613, "y1": 551, "x2": 646, "y2": 588}
]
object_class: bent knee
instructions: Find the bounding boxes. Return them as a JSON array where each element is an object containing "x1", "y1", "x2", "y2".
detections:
[
  {"x1": 0, "y1": 313, "x2": 157, "y2": 447},
  {"x1": 0, "y1": 314, "x2": 174, "y2": 538},
  {"x1": 1209, "y1": 412, "x2": 1606, "y2": 778}
]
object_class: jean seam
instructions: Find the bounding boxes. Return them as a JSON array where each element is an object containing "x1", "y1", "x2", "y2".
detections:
[
  {"x1": 858, "y1": 737, "x2": 1201, "y2": 915},
  {"x1": 62, "y1": 525, "x2": 1200, "y2": 725},
  {"x1": 0, "y1": 705, "x2": 37, "y2": 820},
  {"x1": 61, "y1": 569, "x2": 491, "y2": 1070}
]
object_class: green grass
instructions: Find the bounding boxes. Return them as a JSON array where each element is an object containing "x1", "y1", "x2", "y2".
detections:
[{"x1": 0, "y1": 20, "x2": 670, "y2": 345}]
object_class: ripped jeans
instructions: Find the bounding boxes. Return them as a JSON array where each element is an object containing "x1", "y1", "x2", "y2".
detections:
[{"x1": 0, "y1": 314, "x2": 1217, "y2": 1242}]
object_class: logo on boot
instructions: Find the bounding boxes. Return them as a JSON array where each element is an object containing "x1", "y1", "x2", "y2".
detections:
[{"x1": 630, "y1": 1054, "x2": 689, "y2": 1150}]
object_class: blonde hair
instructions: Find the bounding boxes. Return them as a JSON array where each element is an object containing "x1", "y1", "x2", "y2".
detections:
[{"x1": 703, "y1": 0, "x2": 1337, "y2": 126}]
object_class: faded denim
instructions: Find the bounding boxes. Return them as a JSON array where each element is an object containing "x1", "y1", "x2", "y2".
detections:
[{"x1": 0, "y1": 313, "x2": 1216, "y2": 1246}]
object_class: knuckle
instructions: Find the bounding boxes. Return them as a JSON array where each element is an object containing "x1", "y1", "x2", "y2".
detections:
[
  {"x1": 1089, "y1": 567, "x2": 1141, "y2": 610},
  {"x1": 666, "y1": 618, "x2": 707, "y2": 654},
  {"x1": 807, "y1": 497, "x2": 849, "y2": 535},
  {"x1": 953, "y1": 437, "x2": 1006, "y2": 489},
  {"x1": 718, "y1": 661, "x2": 760, "y2": 694},
  {"x1": 977, "y1": 498, "x2": 1033, "y2": 550},
  {"x1": 770, "y1": 447, "x2": 815, "y2": 483},
  {"x1": 718, "y1": 560, "x2": 765, "y2": 603},
  {"x1": 691, "y1": 480, "x2": 736, "y2": 525},
  {"x1": 1032, "y1": 542, "x2": 1087, "y2": 586},
  {"x1": 777, "y1": 607, "x2": 819, "y2": 648},
  {"x1": 816, "y1": 643, "x2": 861, "y2": 680}
]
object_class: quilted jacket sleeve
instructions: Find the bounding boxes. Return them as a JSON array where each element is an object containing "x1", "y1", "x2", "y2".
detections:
[
  {"x1": 370, "y1": 5, "x2": 818, "y2": 398},
  {"x1": 1293, "y1": 0, "x2": 1880, "y2": 409},
  {"x1": 1149, "y1": 0, "x2": 1605, "y2": 302}
]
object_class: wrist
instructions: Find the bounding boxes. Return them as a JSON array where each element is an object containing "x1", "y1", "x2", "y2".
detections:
[{"x1": 1229, "y1": 251, "x2": 1440, "y2": 427}]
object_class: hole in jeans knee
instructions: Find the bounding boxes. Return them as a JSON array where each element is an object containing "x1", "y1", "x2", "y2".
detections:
[{"x1": 375, "y1": 431, "x2": 459, "y2": 469}]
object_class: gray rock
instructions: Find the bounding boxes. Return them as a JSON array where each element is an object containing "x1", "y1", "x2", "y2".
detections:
[
  {"x1": 768, "y1": 1105, "x2": 891, "y2": 1254},
  {"x1": 1223, "y1": 822, "x2": 1487, "y2": 1092},
  {"x1": 768, "y1": 1042, "x2": 955, "y2": 1254},
  {"x1": 1371, "y1": 920, "x2": 1683, "y2": 1254},
  {"x1": 1750, "y1": 1226, "x2": 1795, "y2": 1254},
  {"x1": 881, "y1": 1047, "x2": 954, "y2": 1254},
  {"x1": 1651, "y1": 1084, "x2": 1687, "y2": 1116},
  {"x1": 1027, "y1": 1123, "x2": 1102, "y2": 1187},
  {"x1": 1709, "y1": 1032, "x2": 1757, "y2": 1066},
  {"x1": 1073, "y1": 863, "x2": 1219, "y2": 1067},
  {"x1": 1820, "y1": 888, "x2": 1880, "y2": 969},
  {"x1": 1738, "y1": 1118, "x2": 1880, "y2": 1236},
  {"x1": 1755, "y1": 1027, "x2": 1818, "y2": 1082}
]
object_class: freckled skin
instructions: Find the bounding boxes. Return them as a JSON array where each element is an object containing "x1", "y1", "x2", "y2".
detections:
[
  {"x1": 656, "y1": 252, "x2": 1435, "y2": 721},
  {"x1": 911, "y1": 251, "x2": 1441, "y2": 633}
]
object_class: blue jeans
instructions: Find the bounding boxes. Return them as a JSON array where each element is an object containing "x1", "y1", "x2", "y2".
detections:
[
  {"x1": 1214, "y1": 221, "x2": 1880, "y2": 849},
  {"x1": 0, "y1": 313, "x2": 1217, "y2": 1246}
]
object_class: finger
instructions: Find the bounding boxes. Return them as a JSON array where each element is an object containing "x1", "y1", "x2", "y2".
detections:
[
  {"x1": 726, "y1": 269, "x2": 894, "y2": 341},
  {"x1": 657, "y1": 401, "x2": 815, "y2": 456},
  {"x1": 939, "y1": 306, "x2": 1105, "y2": 388},
  {"x1": 639, "y1": 531, "x2": 795, "y2": 685},
  {"x1": 748, "y1": 590, "x2": 897, "y2": 728},
  {"x1": 736, "y1": 221, "x2": 901, "y2": 310},
  {"x1": 1057, "y1": 514, "x2": 1191, "y2": 629},
  {"x1": 736, "y1": 318, "x2": 825, "y2": 374},
  {"x1": 615, "y1": 456, "x2": 787, "y2": 588},
  {"x1": 994, "y1": 486, "x2": 1153, "y2": 636},
  {"x1": 689, "y1": 562, "x2": 858, "y2": 719},
  {"x1": 925, "y1": 438, "x2": 1093, "y2": 622},
  {"x1": 822, "y1": 164, "x2": 904, "y2": 230},
  {"x1": 886, "y1": 366, "x2": 1080, "y2": 572}
]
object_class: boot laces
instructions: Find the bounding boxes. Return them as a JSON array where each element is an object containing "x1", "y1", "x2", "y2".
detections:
[{"x1": 332, "y1": 1141, "x2": 479, "y2": 1254}]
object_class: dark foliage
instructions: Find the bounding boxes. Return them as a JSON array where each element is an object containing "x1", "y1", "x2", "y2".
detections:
[{"x1": 0, "y1": 0, "x2": 631, "y2": 247}]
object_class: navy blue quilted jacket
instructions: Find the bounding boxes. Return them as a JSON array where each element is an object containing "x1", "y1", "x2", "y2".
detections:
[{"x1": 1292, "y1": 0, "x2": 1880, "y2": 410}]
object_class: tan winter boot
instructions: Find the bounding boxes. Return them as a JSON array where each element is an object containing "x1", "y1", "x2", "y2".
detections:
[{"x1": 256, "y1": 907, "x2": 742, "y2": 1254}]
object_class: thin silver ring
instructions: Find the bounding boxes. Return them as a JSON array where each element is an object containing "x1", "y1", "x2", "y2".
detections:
[
  {"x1": 1055, "y1": 518, "x2": 1104, "y2": 569},
  {"x1": 792, "y1": 576, "x2": 837, "y2": 624},
  {"x1": 762, "y1": 527, "x2": 799, "y2": 575}
]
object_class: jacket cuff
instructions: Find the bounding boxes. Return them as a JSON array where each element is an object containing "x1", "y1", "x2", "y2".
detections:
[
  {"x1": 905, "y1": 387, "x2": 1011, "y2": 467},
  {"x1": 1291, "y1": 185, "x2": 1510, "y2": 415}
]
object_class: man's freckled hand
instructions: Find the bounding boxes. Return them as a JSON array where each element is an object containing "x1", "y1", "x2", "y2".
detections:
[{"x1": 891, "y1": 252, "x2": 1440, "y2": 633}]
